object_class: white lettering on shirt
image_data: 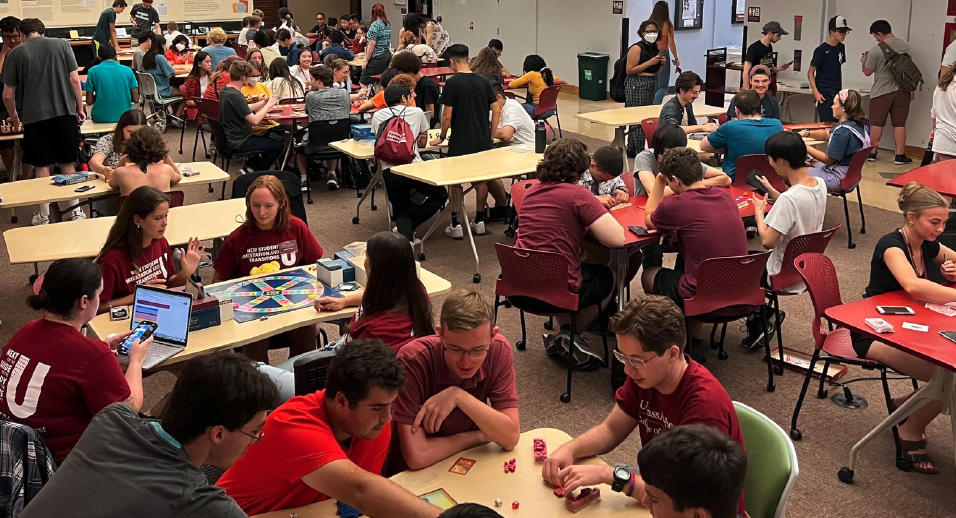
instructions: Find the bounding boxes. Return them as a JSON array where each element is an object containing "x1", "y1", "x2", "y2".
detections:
[
  {"x1": 2, "y1": 350, "x2": 51, "y2": 419},
  {"x1": 123, "y1": 252, "x2": 169, "y2": 287},
  {"x1": 240, "y1": 240, "x2": 299, "y2": 267}
]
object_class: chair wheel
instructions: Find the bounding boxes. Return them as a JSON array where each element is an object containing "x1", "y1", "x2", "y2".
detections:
[
  {"x1": 774, "y1": 365, "x2": 785, "y2": 375},
  {"x1": 544, "y1": 320, "x2": 554, "y2": 331},
  {"x1": 504, "y1": 229, "x2": 514, "y2": 237},
  {"x1": 515, "y1": 340, "x2": 526, "y2": 351},
  {"x1": 848, "y1": 243, "x2": 856, "y2": 249},
  {"x1": 560, "y1": 393, "x2": 571, "y2": 403},
  {"x1": 208, "y1": 185, "x2": 214, "y2": 193},
  {"x1": 817, "y1": 389, "x2": 828, "y2": 399},
  {"x1": 307, "y1": 198, "x2": 314, "y2": 205},
  {"x1": 352, "y1": 217, "x2": 360, "y2": 224},
  {"x1": 766, "y1": 382, "x2": 775, "y2": 392},
  {"x1": 371, "y1": 204, "x2": 377, "y2": 211},
  {"x1": 28, "y1": 274, "x2": 38, "y2": 284},
  {"x1": 790, "y1": 429, "x2": 802, "y2": 441},
  {"x1": 472, "y1": 273, "x2": 481, "y2": 283},
  {"x1": 838, "y1": 466, "x2": 854, "y2": 484},
  {"x1": 10, "y1": 215, "x2": 17, "y2": 223},
  {"x1": 860, "y1": 228, "x2": 866, "y2": 234},
  {"x1": 717, "y1": 350, "x2": 729, "y2": 360},
  {"x1": 896, "y1": 459, "x2": 911, "y2": 471},
  {"x1": 418, "y1": 253, "x2": 426, "y2": 261}
]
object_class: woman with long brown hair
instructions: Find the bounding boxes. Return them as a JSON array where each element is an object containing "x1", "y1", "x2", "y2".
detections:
[
  {"x1": 931, "y1": 65, "x2": 956, "y2": 161},
  {"x1": 648, "y1": 0, "x2": 680, "y2": 104},
  {"x1": 471, "y1": 47, "x2": 504, "y2": 86}
]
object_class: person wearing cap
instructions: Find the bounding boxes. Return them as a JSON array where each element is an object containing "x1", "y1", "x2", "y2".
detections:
[
  {"x1": 725, "y1": 65, "x2": 780, "y2": 121},
  {"x1": 809, "y1": 16, "x2": 851, "y2": 123},
  {"x1": 862, "y1": 20, "x2": 913, "y2": 165},
  {"x1": 743, "y1": 21, "x2": 790, "y2": 90}
]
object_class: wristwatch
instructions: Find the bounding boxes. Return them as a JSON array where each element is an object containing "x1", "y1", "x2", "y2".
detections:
[{"x1": 611, "y1": 463, "x2": 631, "y2": 493}]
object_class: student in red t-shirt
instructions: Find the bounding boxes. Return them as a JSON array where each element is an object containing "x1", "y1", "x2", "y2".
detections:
[
  {"x1": 217, "y1": 340, "x2": 442, "y2": 518},
  {"x1": 513, "y1": 138, "x2": 626, "y2": 370},
  {"x1": 0, "y1": 258, "x2": 151, "y2": 464},
  {"x1": 95, "y1": 186, "x2": 203, "y2": 314},
  {"x1": 213, "y1": 175, "x2": 324, "y2": 361},
  {"x1": 541, "y1": 296, "x2": 746, "y2": 517},
  {"x1": 389, "y1": 290, "x2": 519, "y2": 474}
]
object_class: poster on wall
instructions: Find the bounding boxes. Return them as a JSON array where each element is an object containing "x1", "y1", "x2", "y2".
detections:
[
  {"x1": 945, "y1": 23, "x2": 956, "y2": 59},
  {"x1": 949, "y1": 0, "x2": 956, "y2": 17},
  {"x1": 794, "y1": 15, "x2": 802, "y2": 41},
  {"x1": 675, "y1": 0, "x2": 703, "y2": 31},
  {"x1": 613, "y1": 1, "x2": 623, "y2": 15},
  {"x1": 732, "y1": 0, "x2": 745, "y2": 24},
  {"x1": 748, "y1": 6, "x2": 761, "y2": 23}
]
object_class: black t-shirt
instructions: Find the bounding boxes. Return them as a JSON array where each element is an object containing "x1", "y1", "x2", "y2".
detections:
[
  {"x1": 809, "y1": 41, "x2": 846, "y2": 96},
  {"x1": 745, "y1": 40, "x2": 774, "y2": 68},
  {"x1": 864, "y1": 230, "x2": 941, "y2": 298},
  {"x1": 439, "y1": 72, "x2": 496, "y2": 156},
  {"x1": 219, "y1": 86, "x2": 253, "y2": 150},
  {"x1": 658, "y1": 96, "x2": 696, "y2": 126},
  {"x1": 637, "y1": 40, "x2": 660, "y2": 74},
  {"x1": 130, "y1": 4, "x2": 160, "y2": 38},
  {"x1": 415, "y1": 76, "x2": 440, "y2": 126}
]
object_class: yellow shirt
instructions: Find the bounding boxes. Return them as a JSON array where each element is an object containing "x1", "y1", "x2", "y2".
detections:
[
  {"x1": 508, "y1": 71, "x2": 547, "y2": 104},
  {"x1": 240, "y1": 82, "x2": 279, "y2": 135}
]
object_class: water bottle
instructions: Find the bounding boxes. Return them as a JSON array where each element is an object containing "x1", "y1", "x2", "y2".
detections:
[{"x1": 534, "y1": 121, "x2": 546, "y2": 153}]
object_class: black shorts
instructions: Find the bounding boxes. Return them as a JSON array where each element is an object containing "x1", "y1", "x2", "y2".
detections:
[
  {"x1": 850, "y1": 332, "x2": 873, "y2": 358},
  {"x1": 509, "y1": 263, "x2": 614, "y2": 315},
  {"x1": 653, "y1": 267, "x2": 685, "y2": 309},
  {"x1": 23, "y1": 115, "x2": 78, "y2": 167}
]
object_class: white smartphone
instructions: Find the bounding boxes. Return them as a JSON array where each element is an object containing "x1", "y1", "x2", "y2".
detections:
[{"x1": 876, "y1": 306, "x2": 915, "y2": 315}]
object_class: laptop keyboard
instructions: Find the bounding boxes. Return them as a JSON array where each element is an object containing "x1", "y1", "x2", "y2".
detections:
[{"x1": 145, "y1": 342, "x2": 184, "y2": 363}]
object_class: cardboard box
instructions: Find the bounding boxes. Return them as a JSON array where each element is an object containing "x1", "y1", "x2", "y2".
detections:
[
  {"x1": 316, "y1": 259, "x2": 354, "y2": 286},
  {"x1": 347, "y1": 255, "x2": 419, "y2": 287}
]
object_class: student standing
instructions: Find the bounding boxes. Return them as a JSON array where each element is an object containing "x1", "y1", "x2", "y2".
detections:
[
  {"x1": 361, "y1": 3, "x2": 392, "y2": 85},
  {"x1": 809, "y1": 16, "x2": 851, "y2": 123},
  {"x1": 932, "y1": 66, "x2": 956, "y2": 161},
  {"x1": 658, "y1": 71, "x2": 718, "y2": 133},
  {"x1": 648, "y1": 1, "x2": 680, "y2": 104},
  {"x1": 129, "y1": 0, "x2": 161, "y2": 40},
  {"x1": 429, "y1": 44, "x2": 503, "y2": 238},
  {"x1": 743, "y1": 21, "x2": 791, "y2": 90},
  {"x1": 625, "y1": 20, "x2": 666, "y2": 157},
  {"x1": 84, "y1": 44, "x2": 139, "y2": 123},
  {"x1": 93, "y1": 0, "x2": 127, "y2": 53},
  {"x1": 0, "y1": 16, "x2": 25, "y2": 181},
  {"x1": 862, "y1": 20, "x2": 913, "y2": 165}
]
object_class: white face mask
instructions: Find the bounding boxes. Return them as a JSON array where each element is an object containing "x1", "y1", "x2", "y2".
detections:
[
  {"x1": 249, "y1": 77, "x2": 259, "y2": 86},
  {"x1": 644, "y1": 31, "x2": 659, "y2": 43},
  {"x1": 175, "y1": 43, "x2": 185, "y2": 52}
]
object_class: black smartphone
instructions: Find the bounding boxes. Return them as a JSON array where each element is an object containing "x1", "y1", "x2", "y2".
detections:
[
  {"x1": 409, "y1": 188, "x2": 428, "y2": 206},
  {"x1": 940, "y1": 330, "x2": 956, "y2": 345},
  {"x1": 74, "y1": 184, "x2": 94, "y2": 192},
  {"x1": 118, "y1": 321, "x2": 157, "y2": 355},
  {"x1": 628, "y1": 225, "x2": 649, "y2": 236}
]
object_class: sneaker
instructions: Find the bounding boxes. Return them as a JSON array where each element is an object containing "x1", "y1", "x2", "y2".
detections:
[
  {"x1": 867, "y1": 150, "x2": 877, "y2": 162},
  {"x1": 469, "y1": 220, "x2": 486, "y2": 235},
  {"x1": 746, "y1": 225, "x2": 757, "y2": 239},
  {"x1": 894, "y1": 154, "x2": 913, "y2": 165},
  {"x1": 70, "y1": 210, "x2": 86, "y2": 221},
  {"x1": 31, "y1": 211, "x2": 49, "y2": 226},
  {"x1": 741, "y1": 309, "x2": 787, "y2": 350},
  {"x1": 567, "y1": 334, "x2": 604, "y2": 371},
  {"x1": 327, "y1": 171, "x2": 339, "y2": 190},
  {"x1": 169, "y1": 118, "x2": 184, "y2": 129},
  {"x1": 444, "y1": 224, "x2": 463, "y2": 239},
  {"x1": 543, "y1": 333, "x2": 561, "y2": 359}
]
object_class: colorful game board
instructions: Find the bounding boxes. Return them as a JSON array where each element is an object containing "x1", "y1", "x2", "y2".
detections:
[{"x1": 204, "y1": 267, "x2": 342, "y2": 323}]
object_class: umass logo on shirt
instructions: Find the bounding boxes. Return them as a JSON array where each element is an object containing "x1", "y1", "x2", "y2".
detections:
[{"x1": 638, "y1": 400, "x2": 674, "y2": 437}]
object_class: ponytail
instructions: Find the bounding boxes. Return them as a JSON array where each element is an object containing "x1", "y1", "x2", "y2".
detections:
[
  {"x1": 27, "y1": 259, "x2": 103, "y2": 319},
  {"x1": 541, "y1": 66, "x2": 554, "y2": 87}
]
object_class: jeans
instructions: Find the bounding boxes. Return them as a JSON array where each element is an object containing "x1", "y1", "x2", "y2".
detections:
[
  {"x1": 235, "y1": 136, "x2": 285, "y2": 171},
  {"x1": 653, "y1": 50, "x2": 671, "y2": 104}
]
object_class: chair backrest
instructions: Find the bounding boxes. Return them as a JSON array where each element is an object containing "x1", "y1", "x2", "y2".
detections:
[
  {"x1": 768, "y1": 226, "x2": 840, "y2": 292},
  {"x1": 194, "y1": 97, "x2": 220, "y2": 123},
  {"x1": 308, "y1": 118, "x2": 352, "y2": 146},
  {"x1": 204, "y1": 118, "x2": 232, "y2": 154},
  {"x1": 841, "y1": 145, "x2": 878, "y2": 191},
  {"x1": 134, "y1": 71, "x2": 158, "y2": 100},
  {"x1": 494, "y1": 243, "x2": 579, "y2": 313},
  {"x1": 718, "y1": 112, "x2": 728, "y2": 125},
  {"x1": 279, "y1": 97, "x2": 306, "y2": 105},
  {"x1": 734, "y1": 401, "x2": 799, "y2": 518},
  {"x1": 510, "y1": 179, "x2": 539, "y2": 214},
  {"x1": 234, "y1": 45, "x2": 248, "y2": 60},
  {"x1": 231, "y1": 170, "x2": 309, "y2": 224},
  {"x1": 533, "y1": 85, "x2": 561, "y2": 116},
  {"x1": 116, "y1": 190, "x2": 185, "y2": 213},
  {"x1": 795, "y1": 252, "x2": 844, "y2": 351},
  {"x1": 620, "y1": 171, "x2": 636, "y2": 195},
  {"x1": 683, "y1": 251, "x2": 771, "y2": 317},
  {"x1": 640, "y1": 117, "x2": 659, "y2": 148},
  {"x1": 733, "y1": 154, "x2": 787, "y2": 193},
  {"x1": 293, "y1": 349, "x2": 336, "y2": 396}
]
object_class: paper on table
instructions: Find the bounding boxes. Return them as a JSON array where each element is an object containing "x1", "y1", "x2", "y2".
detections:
[{"x1": 506, "y1": 144, "x2": 535, "y2": 153}]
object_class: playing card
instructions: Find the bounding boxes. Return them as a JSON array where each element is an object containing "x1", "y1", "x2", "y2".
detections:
[
  {"x1": 448, "y1": 457, "x2": 476, "y2": 475},
  {"x1": 925, "y1": 303, "x2": 956, "y2": 316}
]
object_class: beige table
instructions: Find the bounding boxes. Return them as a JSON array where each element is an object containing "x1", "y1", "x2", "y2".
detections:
[
  {"x1": 774, "y1": 81, "x2": 870, "y2": 122},
  {"x1": 89, "y1": 262, "x2": 451, "y2": 368},
  {"x1": 347, "y1": 55, "x2": 365, "y2": 67},
  {"x1": 81, "y1": 119, "x2": 118, "y2": 135},
  {"x1": 684, "y1": 134, "x2": 827, "y2": 153},
  {"x1": 392, "y1": 145, "x2": 543, "y2": 283},
  {"x1": 253, "y1": 428, "x2": 648, "y2": 518}
]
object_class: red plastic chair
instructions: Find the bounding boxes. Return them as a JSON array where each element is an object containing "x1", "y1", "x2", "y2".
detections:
[
  {"x1": 234, "y1": 45, "x2": 248, "y2": 60},
  {"x1": 790, "y1": 253, "x2": 919, "y2": 441},
  {"x1": 116, "y1": 190, "x2": 185, "y2": 213},
  {"x1": 620, "y1": 172, "x2": 636, "y2": 195},
  {"x1": 494, "y1": 243, "x2": 609, "y2": 403},
  {"x1": 640, "y1": 117, "x2": 659, "y2": 148},
  {"x1": 733, "y1": 154, "x2": 788, "y2": 193},
  {"x1": 830, "y1": 145, "x2": 876, "y2": 249},
  {"x1": 504, "y1": 179, "x2": 539, "y2": 238},
  {"x1": 683, "y1": 251, "x2": 779, "y2": 391},
  {"x1": 532, "y1": 85, "x2": 562, "y2": 139},
  {"x1": 718, "y1": 112, "x2": 729, "y2": 125}
]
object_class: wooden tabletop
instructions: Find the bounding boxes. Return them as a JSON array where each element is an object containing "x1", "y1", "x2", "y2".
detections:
[
  {"x1": 252, "y1": 428, "x2": 649, "y2": 518},
  {"x1": 346, "y1": 55, "x2": 365, "y2": 67},
  {"x1": 391, "y1": 145, "x2": 543, "y2": 186},
  {"x1": 885, "y1": 161, "x2": 956, "y2": 198},
  {"x1": 4, "y1": 198, "x2": 246, "y2": 265},
  {"x1": 81, "y1": 119, "x2": 118, "y2": 135},
  {"x1": 88, "y1": 261, "x2": 451, "y2": 367},
  {"x1": 266, "y1": 104, "x2": 309, "y2": 123},
  {"x1": 0, "y1": 162, "x2": 229, "y2": 209},
  {"x1": 0, "y1": 133, "x2": 23, "y2": 142},
  {"x1": 576, "y1": 103, "x2": 726, "y2": 127}
]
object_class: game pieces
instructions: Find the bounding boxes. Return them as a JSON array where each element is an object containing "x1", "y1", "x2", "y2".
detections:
[
  {"x1": 565, "y1": 488, "x2": 600, "y2": 513},
  {"x1": 503, "y1": 458, "x2": 516, "y2": 473},
  {"x1": 449, "y1": 457, "x2": 476, "y2": 475},
  {"x1": 336, "y1": 500, "x2": 361, "y2": 518},
  {"x1": 309, "y1": 294, "x2": 317, "y2": 300},
  {"x1": 495, "y1": 498, "x2": 502, "y2": 507},
  {"x1": 553, "y1": 487, "x2": 565, "y2": 498},
  {"x1": 512, "y1": 501, "x2": 519, "y2": 510},
  {"x1": 533, "y1": 438, "x2": 547, "y2": 462}
]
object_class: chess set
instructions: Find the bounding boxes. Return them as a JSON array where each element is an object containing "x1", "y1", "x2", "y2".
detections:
[{"x1": 0, "y1": 121, "x2": 23, "y2": 135}]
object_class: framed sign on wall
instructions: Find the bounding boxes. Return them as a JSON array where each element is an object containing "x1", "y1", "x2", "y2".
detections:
[
  {"x1": 675, "y1": 0, "x2": 704, "y2": 31},
  {"x1": 732, "y1": 0, "x2": 745, "y2": 24}
]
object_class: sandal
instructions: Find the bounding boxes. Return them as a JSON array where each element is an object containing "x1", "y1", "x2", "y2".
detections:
[{"x1": 899, "y1": 439, "x2": 938, "y2": 475}]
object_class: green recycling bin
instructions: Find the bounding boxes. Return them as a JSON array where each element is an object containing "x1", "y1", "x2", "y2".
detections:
[{"x1": 577, "y1": 52, "x2": 609, "y2": 101}]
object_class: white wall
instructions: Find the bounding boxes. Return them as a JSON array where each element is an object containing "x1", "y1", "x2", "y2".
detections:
[{"x1": 535, "y1": 0, "x2": 624, "y2": 84}]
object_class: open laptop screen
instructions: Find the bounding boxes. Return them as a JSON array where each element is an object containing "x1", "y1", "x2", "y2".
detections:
[{"x1": 130, "y1": 285, "x2": 193, "y2": 347}]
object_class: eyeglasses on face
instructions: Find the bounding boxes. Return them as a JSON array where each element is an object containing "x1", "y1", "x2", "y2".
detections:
[{"x1": 613, "y1": 349, "x2": 660, "y2": 369}]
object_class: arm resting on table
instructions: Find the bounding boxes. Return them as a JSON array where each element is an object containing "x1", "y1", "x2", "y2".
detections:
[
  {"x1": 398, "y1": 424, "x2": 489, "y2": 470},
  {"x1": 302, "y1": 459, "x2": 441, "y2": 518}
]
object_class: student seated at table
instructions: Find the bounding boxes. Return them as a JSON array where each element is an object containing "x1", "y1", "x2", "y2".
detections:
[
  {"x1": 637, "y1": 424, "x2": 747, "y2": 518},
  {"x1": 202, "y1": 27, "x2": 237, "y2": 70},
  {"x1": 108, "y1": 127, "x2": 182, "y2": 196},
  {"x1": 294, "y1": 66, "x2": 351, "y2": 190},
  {"x1": 247, "y1": 48, "x2": 269, "y2": 80},
  {"x1": 330, "y1": 58, "x2": 370, "y2": 102},
  {"x1": 164, "y1": 34, "x2": 194, "y2": 66},
  {"x1": 725, "y1": 65, "x2": 781, "y2": 121},
  {"x1": 179, "y1": 50, "x2": 211, "y2": 122},
  {"x1": 472, "y1": 47, "x2": 505, "y2": 87},
  {"x1": 542, "y1": 295, "x2": 746, "y2": 517},
  {"x1": 94, "y1": 186, "x2": 202, "y2": 313},
  {"x1": 513, "y1": 139, "x2": 626, "y2": 369},
  {"x1": 578, "y1": 145, "x2": 628, "y2": 207},
  {"x1": 238, "y1": 15, "x2": 259, "y2": 46},
  {"x1": 321, "y1": 30, "x2": 355, "y2": 61},
  {"x1": 131, "y1": 32, "x2": 151, "y2": 71},
  {"x1": 217, "y1": 340, "x2": 443, "y2": 518},
  {"x1": 658, "y1": 71, "x2": 718, "y2": 134},
  {"x1": 164, "y1": 20, "x2": 184, "y2": 48},
  {"x1": 141, "y1": 33, "x2": 186, "y2": 121},
  {"x1": 635, "y1": 124, "x2": 731, "y2": 195},
  {"x1": 853, "y1": 182, "x2": 956, "y2": 475},
  {"x1": 439, "y1": 504, "x2": 504, "y2": 518},
  {"x1": 268, "y1": 58, "x2": 306, "y2": 100},
  {"x1": 390, "y1": 291, "x2": 519, "y2": 473},
  {"x1": 370, "y1": 84, "x2": 448, "y2": 241},
  {"x1": 202, "y1": 55, "x2": 241, "y2": 102},
  {"x1": 84, "y1": 44, "x2": 139, "y2": 124},
  {"x1": 0, "y1": 258, "x2": 150, "y2": 465},
  {"x1": 250, "y1": 29, "x2": 281, "y2": 68},
  {"x1": 289, "y1": 45, "x2": 312, "y2": 85},
  {"x1": 507, "y1": 54, "x2": 554, "y2": 116},
  {"x1": 352, "y1": 24, "x2": 368, "y2": 55},
  {"x1": 90, "y1": 109, "x2": 148, "y2": 188},
  {"x1": 213, "y1": 175, "x2": 324, "y2": 361},
  {"x1": 701, "y1": 90, "x2": 784, "y2": 180},
  {"x1": 19, "y1": 352, "x2": 279, "y2": 517},
  {"x1": 641, "y1": 147, "x2": 747, "y2": 346},
  {"x1": 219, "y1": 60, "x2": 284, "y2": 171},
  {"x1": 492, "y1": 84, "x2": 534, "y2": 144},
  {"x1": 241, "y1": 65, "x2": 287, "y2": 139},
  {"x1": 275, "y1": 28, "x2": 304, "y2": 67},
  {"x1": 358, "y1": 51, "x2": 425, "y2": 112},
  {"x1": 802, "y1": 89, "x2": 871, "y2": 190}
]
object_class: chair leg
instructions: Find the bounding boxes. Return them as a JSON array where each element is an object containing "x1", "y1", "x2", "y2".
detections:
[
  {"x1": 911, "y1": 377, "x2": 919, "y2": 391},
  {"x1": 818, "y1": 358, "x2": 832, "y2": 398},
  {"x1": 790, "y1": 348, "x2": 822, "y2": 441},
  {"x1": 517, "y1": 310, "x2": 527, "y2": 350},
  {"x1": 179, "y1": 120, "x2": 187, "y2": 154},
  {"x1": 716, "y1": 322, "x2": 729, "y2": 360},
  {"x1": 761, "y1": 306, "x2": 775, "y2": 392},
  {"x1": 494, "y1": 295, "x2": 501, "y2": 325},
  {"x1": 562, "y1": 314, "x2": 576, "y2": 403},
  {"x1": 555, "y1": 110, "x2": 563, "y2": 138},
  {"x1": 772, "y1": 296, "x2": 785, "y2": 375},
  {"x1": 856, "y1": 186, "x2": 866, "y2": 234},
  {"x1": 879, "y1": 366, "x2": 905, "y2": 464},
  {"x1": 192, "y1": 126, "x2": 201, "y2": 162},
  {"x1": 596, "y1": 303, "x2": 610, "y2": 367},
  {"x1": 841, "y1": 194, "x2": 856, "y2": 249}
]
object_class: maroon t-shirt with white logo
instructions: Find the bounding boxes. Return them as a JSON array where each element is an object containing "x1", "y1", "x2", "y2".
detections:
[
  {"x1": 214, "y1": 216, "x2": 324, "y2": 280},
  {"x1": 98, "y1": 238, "x2": 177, "y2": 303}
]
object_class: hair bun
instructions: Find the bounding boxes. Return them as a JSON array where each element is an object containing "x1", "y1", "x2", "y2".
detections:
[{"x1": 897, "y1": 181, "x2": 922, "y2": 211}]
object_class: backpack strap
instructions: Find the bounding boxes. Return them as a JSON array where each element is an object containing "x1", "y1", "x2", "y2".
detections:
[
  {"x1": 878, "y1": 40, "x2": 898, "y2": 58},
  {"x1": 833, "y1": 123, "x2": 871, "y2": 148}
]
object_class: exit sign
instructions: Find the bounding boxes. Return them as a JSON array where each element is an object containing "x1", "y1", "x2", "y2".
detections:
[{"x1": 748, "y1": 6, "x2": 761, "y2": 22}]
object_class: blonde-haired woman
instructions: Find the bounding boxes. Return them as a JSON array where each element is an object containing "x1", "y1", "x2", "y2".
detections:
[{"x1": 932, "y1": 66, "x2": 956, "y2": 161}]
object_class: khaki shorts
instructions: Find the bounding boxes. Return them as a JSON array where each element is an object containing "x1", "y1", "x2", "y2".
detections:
[{"x1": 869, "y1": 90, "x2": 911, "y2": 128}]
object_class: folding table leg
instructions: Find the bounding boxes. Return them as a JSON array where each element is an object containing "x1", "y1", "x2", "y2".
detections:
[
  {"x1": 354, "y1": 161, "x2": 383, "y2": 225},
  {"x1": 454, "y1": 184, "x2": 481, "y2": 283}
]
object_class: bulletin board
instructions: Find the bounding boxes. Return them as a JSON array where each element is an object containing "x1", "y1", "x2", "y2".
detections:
[
  {"x1": 674, "y1": 0, "x2": 704, "y2": 31},
  {"x1": 0, "y1": 0, "x2": 253, "y2": 29}
]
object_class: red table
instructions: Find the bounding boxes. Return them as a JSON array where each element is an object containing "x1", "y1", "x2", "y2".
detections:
[
  {"x1": 885, "y1": 161, "x2": 956, "y2": 198},
  {"x1": 825, "y1": 291, "x2": 956, "y2": 484}
]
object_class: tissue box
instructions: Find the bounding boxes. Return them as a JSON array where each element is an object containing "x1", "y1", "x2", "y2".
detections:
[
  {"x1": 348, "y1": 255, "x2": 419, "y2": 286},
  {"x1": 189, "y1": 296, "x2": 222, "y2": 332},
  {"x1": 316, "y1": 258, "x2": 355, "y2": 286}
]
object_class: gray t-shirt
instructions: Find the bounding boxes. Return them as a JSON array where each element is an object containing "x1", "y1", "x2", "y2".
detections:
[
  {"x1": 219, "y1": 85, "x2": 253, "y2": 150},
  {"x1": 633, "y1": 148, "x2": 709, "y2": 195},
  {"x1": 864, "y1": 36, "x2": 911, "y2": 99},
  {"x1": 1, "y1": 37, "x2": 78, "y2": 124},
  {"x1": 305, "y1": 87, "x2": 350, "y2": 121},
  {"x1": 19, "y1": 403, "x2": 245, "y2": 518},
  {"x1": 129, "y1": 4, "x2": 160, "y2": 38}
]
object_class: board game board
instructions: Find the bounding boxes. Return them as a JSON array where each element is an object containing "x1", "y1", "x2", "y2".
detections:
[{"x1": 204, "y1": 267, "x2": 342, "y2": 323}]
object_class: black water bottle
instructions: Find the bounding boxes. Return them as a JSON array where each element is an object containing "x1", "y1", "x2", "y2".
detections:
[{"x1": 535, "y1": 121, "x2": 546, "y2": 153}]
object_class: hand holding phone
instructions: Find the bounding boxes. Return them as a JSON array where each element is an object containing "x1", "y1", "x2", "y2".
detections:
[{"x1": 119, "y1": 321, "x2": 157, "y2": 355}]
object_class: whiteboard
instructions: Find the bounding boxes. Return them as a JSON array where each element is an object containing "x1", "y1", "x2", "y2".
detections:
[{"x1": 0, "y1": 0, "x2": 253, "y2": 30}]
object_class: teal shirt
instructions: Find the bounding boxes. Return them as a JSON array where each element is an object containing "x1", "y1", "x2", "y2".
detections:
[
  {"x1": 84, "y1": 60, "x2": 138, "y2": 123},
  {"x1": 92, "y1": 8, "x2": 117, "y2": 45},
  {"x1": 705, "y1": 117, "x2": 785, "y2": 179}
]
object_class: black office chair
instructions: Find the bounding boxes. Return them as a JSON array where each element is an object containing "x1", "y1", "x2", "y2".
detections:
[
  {"x1": 231, "y1": 170, "x2": 309, "y2": 224},
  {"x1": 205, "y1": 118, "x2": 265, "y2": 197},
  {"x1": 302, "y1": 118, "x2": 353, "y2": 204},
  {"x1": 293, "y1": 349, "x2": 336, "y2": 396}
]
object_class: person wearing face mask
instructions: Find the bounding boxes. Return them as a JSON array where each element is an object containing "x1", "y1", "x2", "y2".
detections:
[
  {"x1": 163, "y1": 34, "x2": 193, "y2": 65},
  {"x1": 743, "y1": 21, "x2": 791, "y2": 90},
  {"x1": 240, "y1": 66, "x2": 283, "y2": 139},
  {"x1": 624, "y1": 20, "x2": 666, "y2": 158}
]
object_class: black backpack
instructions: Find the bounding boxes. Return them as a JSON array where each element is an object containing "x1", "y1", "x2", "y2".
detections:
[{"x1": 609, "y1": 44, "x2": 636, "y2": 103}]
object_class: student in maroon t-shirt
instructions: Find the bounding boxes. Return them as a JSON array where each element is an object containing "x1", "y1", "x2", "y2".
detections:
[
  {"x1": 95, "y1": 186, "x2": 203, "y2": 314},
  {"x1": 513, "y1": 138, "x2": 626, "y2": 370},
  {"x1": 0, "y1": 258, "x2": 151, "y2": 464},
  {"x1": 389, "y1": 291, "x2": 519, "y2": 474},
  {"x1": 218, "y1": 340, "x2": 443, "y2": 518},
  {"x1": 213, "y1": 175, "x2": 324, "y2": 361},
  {"x1": 542, "y1": 296, "x2": 746, "y2": 517}
]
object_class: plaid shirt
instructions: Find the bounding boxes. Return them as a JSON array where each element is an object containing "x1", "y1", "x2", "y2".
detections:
[{"x1": 0, "y1": 421, "x2": 57, "y2": 518}]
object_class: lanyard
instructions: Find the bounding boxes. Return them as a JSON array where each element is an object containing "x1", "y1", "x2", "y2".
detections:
[{"x1": 901, "y1": 227, "x2": 926, "y2": 279}]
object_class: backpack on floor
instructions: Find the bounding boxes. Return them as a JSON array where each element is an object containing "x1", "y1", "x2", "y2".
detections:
[
  {"x1": 374, "y1": 107, "x2": 416, "y2": 165},
  {"x1": 609, "y1": 44, "x2": 636, "y2": 103},
  {"x1": 877, "y1": 41, "x2": 923, "y2": 93}
]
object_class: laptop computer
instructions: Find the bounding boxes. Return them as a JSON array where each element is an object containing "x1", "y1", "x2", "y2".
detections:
[{"x1": 120, "y1": 285, "x2": 193, "y2": 369}]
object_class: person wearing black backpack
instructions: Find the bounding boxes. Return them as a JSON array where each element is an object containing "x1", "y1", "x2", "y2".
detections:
[
  {"x1": 862, "y1": 19, "x2": 914, "y2": 165},
  {"x1": 624, "y1": 20, "x2": 667, "y2": 158}
]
